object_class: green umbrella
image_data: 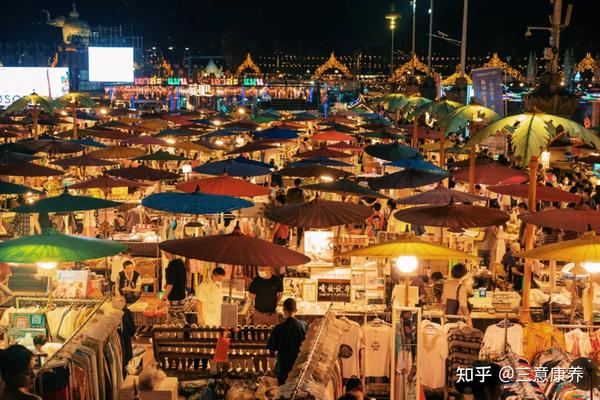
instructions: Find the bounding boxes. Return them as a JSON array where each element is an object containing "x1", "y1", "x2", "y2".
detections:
[
  {"x1": 408, "y1": 99, "x2": 463, "y2": 120},
  {"x1": 301, "y1": 179, "x2": 390, "y2": 199},
  {"x1": 55, "y1": 92, "x2": 96, "y2": 139},
  {"x1": 384, "y1": 93, "x2": 407, "y2": 111},
  {"x1": 439, "y1": 104, "x2": 500, "y2": 136},
  {"x1": 12, "y1": 189, "x2": 120, "y2": 213},
  {"x1": 0, "y1": 181, "x2": 42, "y2": 195},
  {"x1": 401, "y1": 96, "x2": 432, "y2": 114},
  {"x1": 251, "y1": 115, "x2": 278, "y2": 124},
  {"x1": 133, "y1": 150, "x2": 188, "y2": 161},
  {"x1": 2, "y1": 93, "x2": 55, "y2": 140},
  {"x1": 0, "y1": 229, "x2": 126, "y2": 263}
]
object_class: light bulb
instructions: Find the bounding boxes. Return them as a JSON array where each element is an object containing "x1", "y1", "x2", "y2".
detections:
[
  {"x1": 37, "y1": 262, "x2": 57, "y2": 270},
  {"x1": 583, "y1": 262, "x2": 600, "y2": 274},
  {"x1": 395, "y1": 256, "x2": 418, "y2": 274},
  {"x1": 181, "y1": 164, "x2": 192, "y2": 174}
]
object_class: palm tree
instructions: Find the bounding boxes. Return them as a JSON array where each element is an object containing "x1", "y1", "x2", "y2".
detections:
[
  {"x1": 468, "y1": 112, "x2": 600, "y2": 321},
  {"x1": 439, "y1": 104, "x2": 500, "y2": 191},
  {"x1": 56, "y1": 93, "x2": 96, "y2": 140},
  {"x1": 2, "y1": 93, "x2": 54, "y2": 140}
]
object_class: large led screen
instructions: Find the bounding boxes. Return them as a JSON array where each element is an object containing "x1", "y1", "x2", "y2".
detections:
[
  {"x1": 88, "y1": 47, "x2": 134, "y2": 82},
  {"x1": 0, "y1": 67, "x2": 69, "y2": 107}
]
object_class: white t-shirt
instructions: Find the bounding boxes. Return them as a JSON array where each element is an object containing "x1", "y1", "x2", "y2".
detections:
[
  {"x1": 197, "y1": 279, "x2": 223, "y2": 326},
  {"x1": 479, "y1": 324, "x2": 524, "y2": 359},
  {"x1": 419, "y1": 321, "x2": 447, "y2": 389},
  {"x1": 339, "y1": 318, "x2": 363, "y2": 378},
  {"x1": 362, "y1": 323, "x2": 391, "y2": 377},
  {"x1": 565, "y1": 329, "x2": 592, "y2": 358}
]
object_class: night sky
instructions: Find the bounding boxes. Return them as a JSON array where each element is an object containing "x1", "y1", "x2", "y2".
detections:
[{"x1": 2, "y1": 0, "x2": 599, "y2": 57}]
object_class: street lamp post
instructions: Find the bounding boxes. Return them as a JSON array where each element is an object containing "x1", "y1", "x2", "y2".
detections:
[
  {"x1": 460, "y1": 0, "x2": 468, "y2": 77},
  {"x1": 427, "y1": 0, "x2": 433, "y2": 68},
  {"x1": 385, "y1": 4, "x2": 401, "y2": 75}
]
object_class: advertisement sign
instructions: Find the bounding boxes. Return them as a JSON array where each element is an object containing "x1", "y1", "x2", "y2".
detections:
[
  {"x1": 88, "y1": 47, "x2": 134, "y2": 82},
  {"x1": 52, "y1": 270, "x2": 89, "y2": 298},
  {"x1": 317, "y1": 279, "x2": 351, "y2": 302},
  {"x1": 471, "y1": 67, "x2": 504, "y2": 116},
  {"x1": 0, "y1": 67, "x2": 69, "y2": 107}
]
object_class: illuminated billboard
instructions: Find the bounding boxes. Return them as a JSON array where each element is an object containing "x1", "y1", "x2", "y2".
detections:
[
  {"x1": 0, "y1": 67, "x2": 70, "y2": 107},
  {"x1": 88, "y1": 47, "x2": 134, "y2": 82}
]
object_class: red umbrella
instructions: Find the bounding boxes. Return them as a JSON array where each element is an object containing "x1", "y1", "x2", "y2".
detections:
[
  {"x1": 272, "y1": 121, "x2": 305, "y2": 130},
  {"x1": 394, "y1": 203, "x2": 510, "y2": 228},
  {"x1": 488, "y1": 184, "x2": 581, "y2": 203},
  {"x1": 24, "y1": 139, "x2": 85, "y2": 155},
  {"x1": 328, "y1": 142, "x2": 363, "y2": 152},
  {"x1": 296, "y1": 147, "x2": 352, "y2": 159},
  {"x1": 0, "y1": 162, "x2": 64, "y2": 177},
  {"x1": 85, "y1": 130, "x2": 134, "y2": 140},
  {"x1": 266, "y1": 198, "x2": 373, "y2": 228},
  {"x1": 122, "y1": 136, "x2": 168, "y2": 146},
  {"x1": 519, "y1": 205, "x2": 600, "y2": 233},
  {"x1": 159, "y1": 229, "x2": 310, "y2": 267},
  {"x1": 397, "y1": 185, "x2": 488, "y2": 205},
  {"x1": 176, "y1": 176, "x2": 270, "y2": 197},
  {"x1": 277, "y1": 165, "x2": 353, "y2": 179},
  {"x1": 53, "y1": 154, "x2": 117, "y2": 168},
  {"x1": 106, "y1": 165, "x2": 179, "y2": 181},
  {"x1": 312, "y1": 130, "x2": 355, "y2": 142},
  {"x1": 69, "y1": 175, "x2": 150, "y2": 190},
  {"x1": 453, "y1": 162, "x2": 528, "y2": 185}
]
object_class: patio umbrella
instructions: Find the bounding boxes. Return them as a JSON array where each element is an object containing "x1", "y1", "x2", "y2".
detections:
[
  {"x1": 385, "y1": 158, "x2": 448, "y2": 173},
  {"x1": 396, "y1": 185, "x2": 488, "y2": 205},
  {"x1": 0, "y1": 162, "x2": 64, "y2": 177},
  {"x1": 226, "y1": 141, "x2": 277, "y2": 155},
  {"x1": 52, "y1": 154, "x2": 116, "y2": 168},
  {"x1": 341, "y1": 233, "x2": 477, "y2": 259},
  {"x1": 68, "y1": 138, "x2": 107, "y2": 148},
  {"x1": 289, "y1": 158, "x2": 352, "y2": 168},
  {"x1": 447, "y1": 156, "x2": 494, "y2": 168},
  {"x1": 137, "y1": 118, "x2": 169, "y2": 132},
  {"x1": 193, "y1": 157, "x2": 271, "y2": 177},
  {"x1": 155, "y1": 128, "x2": 200, "y2": 138},
  {"x1": 168, "y1": 141, "x2": 210, "y2": 153},
  {"x1": 254, "y1": 127, "x2": 298, "y2": 140},
  {"x1": 301, "y1": 179, "x2": 389, "y2": 199},
  {"x1": 576, "y1": 155, "x2": 600, "y2": 164},
  {"x1": 359, "y1": 131, "x2": 405, "y2": 140},
  {"x1": 266, "y1": 198, "x2": 373, "y2": 228},
  {"x1": 369, "y1": 169, "x2": 449, "y2": 190},
  {"x1": 69, "y1": 175, "x2": 150, "y2": 190},
  {"x1": 0, "y1": 230, "x2": 126, "y2": 263},
  {"x1": 519, "y1": 206, "x2": 600, "y2": 233},
  {"x1": 84, "y1": 129, "x2": 133, "y2": 140},
  {"x1": 329, "y1": 142, "x2": 363, "y2": 151},
  {"x1": 222, "y1": 120, "x2": 260, "y2": 131},
  {"x1": 176, "y1": 176, "x2": 270, "y2": 197},
  {"x1": 12, "y1": 189, "x2": 120, "y2": 213},
  {"x1": 142, "y1": 190, "x2": 253, "y2": 214},
  {"x1": 393, "y1": 203, "x2": 510, "y2": 228},
  {"x1": 122, "y1": 136, "x2": 168, "y2": 146},
  {"x1": 202, "y1": 129, "x2": 239, "y2": 139},
  {"x1": 88, "y1": 145, "x2": 146, "y2": 159},
  {"x1": 159, "y1": 229, "x2": 310, "y2": 267},
  {"x1": 312, "y1": 130, "x2": 355, "y2": 142},
  {"x1": 488, "y1": 184, "x2": 581, "y2": 203},
  {"x1": 364, "y1": 143, "x2": 419, "y2": 161},
  {"x1": 516, "y1": 232, "x2": 600, "y2": 263},
  {"x1": 277, "y1": 165, "x2": 352, "y2": 179},
  {"x1": 24, "y1": 139, "x2": 85, "y2": 155},
  {"x1": 293, "y1": 111, "x2": 321, "y2": 121},
  {"x1": 107, "y1": 165, "x2": 179, "y2": 181},
  {"x1": 0, "y1": 151, "x2": 39, "y2": 164},
  {"x1": 453, "y1": 162, "x2": 528, "y2": 185},
  {"x1": 296, "y1": 147, "x2": 352, "y2": 159},
  {"x1": 0, "y1": 181, "x2": 42, "y2": 195},
  {"x1": 133, "y1": 150, "x2": 188, "y2": 162}
]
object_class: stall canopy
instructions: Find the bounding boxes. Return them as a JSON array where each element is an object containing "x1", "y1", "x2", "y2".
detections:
[
  {"x1": 12, "y1": 189, "x2": 120, "y2": 213},
  {"x1": 363, "y1": 143, "x2": 419, "y2": 161},
  {"x1": 142, "y1": 190, "x2": 253, "y2": 214},
  {"x1": 452, "y1": 162, "x2": 529, "y2": 185},
  {"x1": 193, "y1": 157, "x2": 272, "y2": 177},
  {"x1": 266, "y1": 198, "x2": 373, "y2": 228},
  {"x1": 394, "y1": 203, "x2": 510, "y2": 228},
  {"x1": 396, "y1": 185, "x2": 487, "y2": 205},
  {"x1": 301, "y1": 179, "x2": 390, "y2": 199},
  {"x1": 519, "y1": 206, "x2": 600, "y2": 233},
  {"x1": 0, "y1": 181, "x2": 42, "y2": 195},
  {"x1": 369, "y1": 169, "x2": 449, "y2": 190},
  {"x1": 277, "y1": 165, "x2": 352, "y2": 179},
  {"x1": 0, "y1": 162, "x2": 64, "y2": 177},
  {"x1": 176, "y1": 176, "x2": 270, "y2": 197},
  {"x1": 487, "y1": 184, "x2": 581, "y2": 203},
  {"x1": 106, "y1": 165, "x2": 180, "y2": 181}
]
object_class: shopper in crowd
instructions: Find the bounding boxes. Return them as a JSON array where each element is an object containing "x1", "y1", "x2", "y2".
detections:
[
  {"x1": 344, "y1": 377, "x2": 371, "y2": 400},
  {"x1": 431, "y1": 271, "x2": 445, "y2": 302},
  {"x1": 272, "y1": 195, "x2": 290, "y2": 246},
  {"x1": 441, "y1": 263, "x2": 470, "y2": 319},
  {"x1": 502, "y1": 242, "x2": 524, "y2": 291},
  {"x1": 118, "y1": 260, "x2": 142, "y2": 304},
  {"x1": 249, "y1": 266, "x2": 283, "y2": 325},
  {"x1": 161, "y1": 255, "x2": 188, "y2": 323},
  {"x1": 0, "y1": 344, "x2": 41, "y2": 400},
  {"x1": 456, "y1": 361, "x2": 503, "y2": 400},
  {"x1": 516, "y1": 202, "x2": 529, "y2": 246},
  {"x1": 267, "y1": 298, "x2": 307, "y2": 385},
  {"x1": 287, "y1": 178, "x2": 306, "y2": 248}
]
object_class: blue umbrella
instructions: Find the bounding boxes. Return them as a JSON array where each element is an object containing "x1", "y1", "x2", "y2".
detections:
[
  {"x1": 142, "y1": 190, "x2": 253, "y2": 214},
  {"x1": 369, "y1": 169, "x2": 449, "y2": 190},
  {"x1": 293, "y1": 111, "x2": 321, "y2": 121},
  {"x1": 193, "y1": 157, "x2": 272, "y2": 177},
  {"x1": 69, "y1": 138, "x2": 107, "y2": 148},
  {"x1": 233, "y1": 156, "x2": 273, "y2": 169},
  {"x1": 364, "y1": 143, "x2": 419, "y2": 161},
  {"x1": 385, "y1": 158, "x2": 447, "y2": 173},
  {"x1": 254, "y1": 127, "x2": 298, "y2": 140},
  {"x1": 289, "y1": 158, "x2": 352, "y2": 167},
  {"x1": 202, "y1": 129, "x2": 239, "y2": 138}
]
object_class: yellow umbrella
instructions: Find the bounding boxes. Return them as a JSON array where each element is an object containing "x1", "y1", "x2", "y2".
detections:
[
  {"x1": 119, "y1": 116, "x2": 140, "y2": 124},
  {"x1": 341, "y1": 234, "x2": 478, "y2": 260},
  {"x1": 168, "y1": 141, "x2": 210, "y2": 153},
  {"x1": 137, "y1": 118, "x2": 168, "y2": 132}
]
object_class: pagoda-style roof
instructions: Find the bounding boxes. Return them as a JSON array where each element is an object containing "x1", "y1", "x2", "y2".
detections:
[
  {"x1": 481, "y1": 53, "x2": 525, "y2": 82},
  {"x1": 441, "y1": 65, "x2": 472, "y2": 85},
  {"x1": 312, "y1": 52, "x2": 352, "y2": 80},
  {"x1": 235, "y1": 53, "x2": 261, "y2": 77},
  {"x1": 576, "y1": 52, "x2": 596, "y2": 73},
  {"x1": 389, "y1": 54, "x2": 440, "y2": 83}
]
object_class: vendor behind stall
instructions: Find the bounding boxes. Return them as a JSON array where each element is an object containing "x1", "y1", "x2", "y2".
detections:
[
  {"x1": 249, "y1": 266, "x2": 283, "y2": 326},
  {"x1": 118, "y1": 260, "x2": 142, "y2": 304},
  {"x1": 197, "y1": 267, "x2": 225, "y2": 326}
]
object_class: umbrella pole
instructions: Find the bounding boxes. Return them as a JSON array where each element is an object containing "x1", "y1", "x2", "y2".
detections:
[
  {"x1": 586, "y1": 275, "x2": 594, "y2": 324},
  {"x1": 229, "y1": 265, "x2": 235, "y2": 303},
  {"x1": 32, "y1": 105, "x2": 39, "y2": 140},
  {"x1": 72, "y1": 102, "x2": 78, "y2": 140},
  {"x1": 412, "y1": 118, "x2": 418, "y2": 148},
  {"x1": 468, "y1": 144, "x2": 476, "y2": 193},
  {"x1": 520, "y1": 156, "x2": 539, "y2": 324},
  {"x1": 439, "y1": 131, "x2": 446, "y2": 169}
]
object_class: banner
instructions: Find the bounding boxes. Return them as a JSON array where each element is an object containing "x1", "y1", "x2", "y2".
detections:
[
  {"x1": 471, "y1": 67, "x2": 504, "y2": 116},
  {"x1": 317, "y1": 279, "x2": 351, "y2": 302}
]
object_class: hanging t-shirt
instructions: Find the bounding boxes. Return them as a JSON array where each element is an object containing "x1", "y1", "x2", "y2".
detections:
[
  {"x1": 447, "y1": 326, "x2": 484, "y2": 384},
  {"x1": 197, "y1": 279, "x2": 223, "y2": 326},
  {"x1": 362, "y1": 323, "x2": 391, "y2": 377},
  {"x1": 338, "y1": 318, "x2": 363, "y2": 378},
  {"x1": 479, "y1": 323, "x2": 524, "y2": 359},
  {"x1": 419, "y1": 321, "x2": 447, "y2": 389}
]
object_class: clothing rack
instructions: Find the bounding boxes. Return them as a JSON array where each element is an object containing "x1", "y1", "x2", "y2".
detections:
[
  {"x1": 15, "y1": 296, "x2": 103, "y2": 308},
  {"x1": 290, "y1": 305, "x2": 334, "y2": 400},
  {"x1": 35, "y1": 294, "x2": 110, "y2": 375}
]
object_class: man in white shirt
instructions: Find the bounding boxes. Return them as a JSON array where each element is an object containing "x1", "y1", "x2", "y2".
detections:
[{"x1": 197, "y1": 267, "x2": 225, "y2": 326}]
